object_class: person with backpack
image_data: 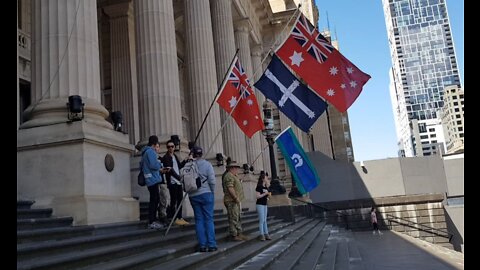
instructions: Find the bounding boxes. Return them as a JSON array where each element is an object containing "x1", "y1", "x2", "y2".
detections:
[
  {"x1": 140, "y1": 135, "x2": 170, "y2": 230},
  {"x1": 186, "y1": 146, "x2": 217, "y2": 252}
]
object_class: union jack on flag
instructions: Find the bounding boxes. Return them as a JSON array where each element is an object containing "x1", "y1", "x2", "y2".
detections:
[
  {"x1": 216, "y1": 56, "x2": 264, "y2": 138},
  {"x1": 230, "y1": 61, "x2": 252, "y2": 100},
  {"x1": 291, "y1": 13, "x2": 334, "y2": 64},
  {"x1": 276, "y1": 11, "x2": 371, "y2": 112}
]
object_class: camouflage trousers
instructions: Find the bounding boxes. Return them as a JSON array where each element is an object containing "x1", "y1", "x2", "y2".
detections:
[
  {"x1": 224, "y1": 201, "x2": 242, "y2": 236},
  {"x1": 158, "y1": 183, "x2": 170, "y2": 221}
]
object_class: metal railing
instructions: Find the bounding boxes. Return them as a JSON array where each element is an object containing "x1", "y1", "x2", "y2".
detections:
[
  {"x1": 289, "y1": 197, "x2": 350, "y2": 229},
  {"x1": 386, "y1": 214, "x2": 453, "y2": 243}
]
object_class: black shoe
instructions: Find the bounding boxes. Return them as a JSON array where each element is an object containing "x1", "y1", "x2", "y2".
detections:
[
  {"x1": 196, "y1": 247, "x2": 207, "y2": 252},
  {"x1": 207, "y1": 247, "x2": 218, "y2": 252}
]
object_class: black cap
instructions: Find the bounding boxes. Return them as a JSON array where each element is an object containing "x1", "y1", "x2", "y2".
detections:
[{"x1": 191, "y1": 146, "x2": 203, "y2": 157}]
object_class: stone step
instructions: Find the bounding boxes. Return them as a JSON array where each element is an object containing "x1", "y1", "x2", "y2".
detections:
[
  {"x1": 347, "y1": 240, "x2": 366, "y2": 270},
  {"x1": 290, "y1": 225, "x2": 332, "y2": 270},
  {"x1": 77, "y1": 218, "x2": 289, "y2": 270},
  {"x1": 17, "y1": 200, "x2": 35, "y2": 210},
  {"x1": 145, "y1": 217, "x2": 312, "y2": 270},
  {"x1": 236, "y1": 220, "x2": 326, "y2": 270},
  {"x1": 17, "y1": 208, "x2": 53, "y2": 219},
  {"x1": 17, "y1": 214, "x2": 275, "y2": 269},
  {"x1": 17, "y1": 225, "x2": 95, "y2": 244},
  {"x1": 17, "y1": 212, "x2": 259, "y2": 261},
  {"x1": 315, "y1": 228, "x2": 339, "y2": 270},
  {"x1": 17, "y1": 216, "x2": 74, "y2": 230}
]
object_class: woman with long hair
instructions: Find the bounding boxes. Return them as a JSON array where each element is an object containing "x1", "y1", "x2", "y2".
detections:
[{"x1": 256, "y1": 172, "x2": 272, "y2": 241}]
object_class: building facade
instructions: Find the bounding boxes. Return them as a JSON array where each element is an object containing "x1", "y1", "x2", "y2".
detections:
[
  {"x1": 17, "y1": 0, "x2": 334, "y2": 225},
  {"x1": 441, "y1": 85, "x2": 464, "y2": 154},
  {"x1": 321, "y1": 30, "x2": 355, "y2": 163},
  {"x1": 382, "y1": 0, "x2": 462, "y2": 157}
]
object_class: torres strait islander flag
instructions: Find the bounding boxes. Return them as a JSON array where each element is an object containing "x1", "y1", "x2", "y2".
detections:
[
  {"x1": 276, "y1": 12, "x2": 371, "y2": 112},
  {"x1": 216, "y1": 56, "x2": 264, "y2": 138}
]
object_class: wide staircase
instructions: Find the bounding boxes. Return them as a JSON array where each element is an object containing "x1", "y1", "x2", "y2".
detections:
[{"x1": 17, "y1": 200, "x2": 373, "y2": 270}]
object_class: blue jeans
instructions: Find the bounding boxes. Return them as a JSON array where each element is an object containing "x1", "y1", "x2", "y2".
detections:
[
  {"x1": 256, "y1": 204, "x2": 269, "y2": 235},
  {"x1": 189, "y1": 192, "x2": 216, "y2": 248}
]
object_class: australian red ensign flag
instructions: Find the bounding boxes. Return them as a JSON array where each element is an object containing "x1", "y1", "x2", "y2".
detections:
[
  {"x1": 276, "y1": 13, "x2": 371, "y2": 112},
  {"x1": 216, "y1": 56, "x2": 264, "y2": 138}
]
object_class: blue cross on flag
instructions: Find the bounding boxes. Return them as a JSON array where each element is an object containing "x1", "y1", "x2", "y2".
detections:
[{"x1": 254, "y1": 54, "x2": 328, "y2": 132}]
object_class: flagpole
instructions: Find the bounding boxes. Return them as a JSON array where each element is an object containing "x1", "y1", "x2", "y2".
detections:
[
  {"x1": 250, "y1": 6, "x2": 301, "y2": 82},
  {"x1": 192, "y1": 49, "x2": 240, "y2": 146},
  {"x1": 250, "y1": 144, "x2": 269, "y2": 168},
  {"x1": 202, "y1": 95, "x2": 242, "y2": 160}
]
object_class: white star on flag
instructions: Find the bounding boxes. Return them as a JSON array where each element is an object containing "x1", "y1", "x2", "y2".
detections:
[
  {"x1": 347, "y1": 67, "x2": 354, "y2": 74},
  {"x1": 289, "y1": 51, "x2": 304, "y2": 67},
  {"x1": 340, "y1": 83, "x2": 346, "y2": 89},
  {"x1": 243, "y1": 120, "x2": 248, "y2": 126},
  {"x1": 329, "y1": 66, "x2": 338, "y2": 75},
  {"x1": 229, "y1": 96, "x2": 237, "y2": 108},
  {"x1": 350, "y1": 81, "x2": 357, "y2": 88},
  {"x1": 246, "y1": 99, "x2": 253, "y2": 105},
  {"x1": 327, "y1": 89, "x2": 335, "y2": 96}
]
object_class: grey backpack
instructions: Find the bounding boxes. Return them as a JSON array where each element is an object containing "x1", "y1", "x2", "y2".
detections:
[{"x1": 180, "y1": 160, "x2": 202, "y2": 193}]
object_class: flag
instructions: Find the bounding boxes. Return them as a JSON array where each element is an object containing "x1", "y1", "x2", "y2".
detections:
[
  {"x1": 275, "y1": 126, "x2": 320, "y2": 194},
  {"x1": 216, "y1": 56, "x2": 264, "y2": 138},
  {"x1": 254, "y1": 54, "x2": 328, "y2": 133},
  {"x1": 276, "y1": 12, "x2": 371, "y2": 112}
]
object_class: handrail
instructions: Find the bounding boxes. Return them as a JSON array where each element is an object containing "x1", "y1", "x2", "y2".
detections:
[
  {"x1": 386, "y1": 214, "x2": 453, "y2": 243},
  {"x1": 289, "y1": 197, "x2": 350, "y2": 229}
]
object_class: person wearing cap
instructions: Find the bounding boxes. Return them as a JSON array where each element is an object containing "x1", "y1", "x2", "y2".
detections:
[
  {"x1": 222, "y1": 159, "x2": 248, "y2": 241},
  {"x1": 188, "y1": 146, "x2": 218, "y2": 252}
]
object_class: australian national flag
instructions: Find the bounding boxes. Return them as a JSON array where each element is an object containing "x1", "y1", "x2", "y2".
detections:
[
  {"x1": 275, "y1": 126, "x2": 320, "y2": 194},
  {"x1": 254, "y1": 54, "x2": 327, "y2": 133}
]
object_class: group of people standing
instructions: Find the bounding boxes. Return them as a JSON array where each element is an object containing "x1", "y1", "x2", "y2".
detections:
[
  {"x1": 140, "y1": 135, "x2": 272, "y2": 252},
  {"x1": 140, "y1": 135, "x2": 190, "y2": 230}
]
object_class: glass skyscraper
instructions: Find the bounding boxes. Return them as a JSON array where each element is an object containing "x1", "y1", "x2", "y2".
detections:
[{"x1": 382, "y1": 0, "x2": 461, "y2": 157}]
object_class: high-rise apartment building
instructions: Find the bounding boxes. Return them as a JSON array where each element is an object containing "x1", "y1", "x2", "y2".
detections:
[
  {"x1": 441, "y1": 85, "x2": 464, "y2": 154},
  {"x1": 382, "y1": 0, "x2": 461, "y2": 157}
]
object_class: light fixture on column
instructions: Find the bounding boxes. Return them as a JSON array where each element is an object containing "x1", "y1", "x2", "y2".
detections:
[
  {"x1": 170, "y1": 135, "x2": 181, "y2": 152},
  {"x1": 242, "y1": 163, "x2": 250, "y2": 174},
  {"x1": 215, "y1": 153, "x2": 224, "y2": 167},
  {"x1": 111, "y1": 111, "x2": 123, "y2": 132},
  {"x1": 67, "y1": 95, "x2": 84, "y2": 121}
]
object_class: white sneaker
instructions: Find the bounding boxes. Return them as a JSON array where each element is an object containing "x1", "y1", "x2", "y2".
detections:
[
  {"x1": 372, "y1": 230, "x2": 376, "y2": 235},
  {"x1": 378, "y1": 231, "x2": 383, "y2": 235},
  {"x1": 149, "y1": 222, "x2": 163, "y2": 230}
]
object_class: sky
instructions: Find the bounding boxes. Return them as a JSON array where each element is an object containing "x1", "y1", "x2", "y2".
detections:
[{"x1": 314, "y1": 0, "x2": 464, "y2": 162}]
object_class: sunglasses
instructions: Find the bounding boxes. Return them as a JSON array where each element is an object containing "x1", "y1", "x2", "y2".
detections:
[{"x1": 167, "y1": 145, "x2": 175, "y2": 148}]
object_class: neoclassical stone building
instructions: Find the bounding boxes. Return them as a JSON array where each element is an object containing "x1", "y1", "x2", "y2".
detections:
[{"x1": 17, "y1": 0, "x2": 334, "y2": 225}]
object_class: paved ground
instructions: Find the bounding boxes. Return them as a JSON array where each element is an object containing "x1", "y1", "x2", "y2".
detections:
[{"x1": 352, "y1": 230, "x2": 464, "y2": 270}]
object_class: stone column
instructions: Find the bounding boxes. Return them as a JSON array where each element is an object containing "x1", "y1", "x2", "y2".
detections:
[
  {"x1": 21, "y1": 0, "x2": 111, "y2": 129},
  {"x1": 134, "y1": 0, "x2": 183, "y2": 145},
  {"x1": 17, "y1": 0, "x2": 138, "y2": 225},
  {"x1": 251, "y1": 44, "x2": 269, "y2": 172},
  {"x1": 17, "y1": 1, "x2": 19, "y2": 130},
  {"x1": 104, "y1": 1, "x2": 140, "y2": 145},
  {"x1": 184, "y1": 0, "x2": 223, "y2": 157},
  {"x1": 234, "y1": 19, "x2": 263, "y2": 170},
  {"x1": 210, "y1": 0, "x2": 247, "y2": 165}
]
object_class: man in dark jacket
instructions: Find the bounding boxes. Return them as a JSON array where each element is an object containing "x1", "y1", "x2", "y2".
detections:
[{"x1": 161, "y1": 140, "x2": 189, "y2": 226}]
